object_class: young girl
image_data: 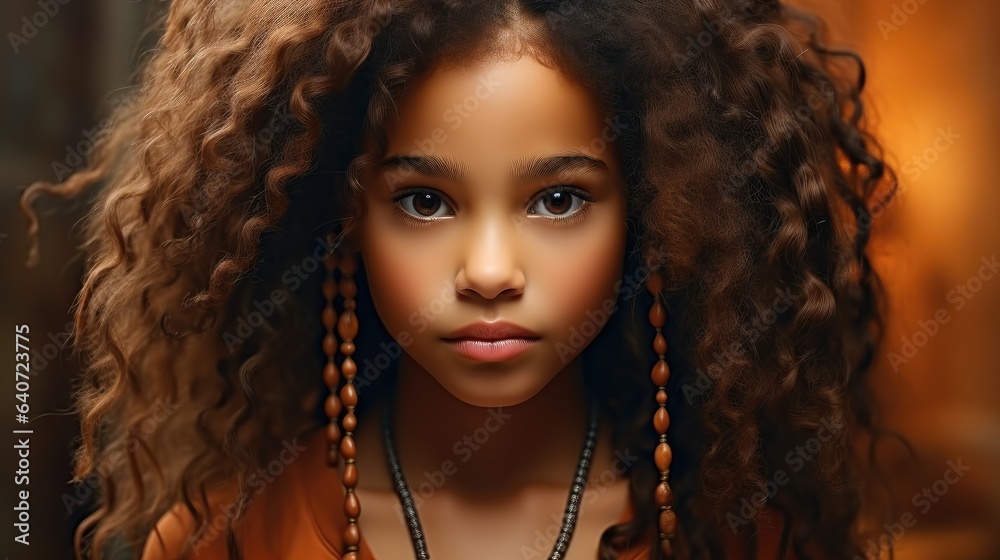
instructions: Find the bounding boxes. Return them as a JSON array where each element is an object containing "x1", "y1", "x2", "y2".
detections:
[{"x1": 20, "y1": 0, "x2": 900, "y2": 558}]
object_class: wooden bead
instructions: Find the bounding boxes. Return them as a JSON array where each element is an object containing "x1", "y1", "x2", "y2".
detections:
[
  {"x1": 649, "y1": 301, "x2": 665, "y2": 328},
  {"x1": 344, "y1": 491, "x2": 361, "y2": 518},
  {"x1": 655, "y1": 482, "x2": 674, "y2": 507},
  {"x1": 343, "y1": 462, "x2": 358, "y2": 487},
  {"x1": 659, "y1": 537, "x2": 674, "y2": 558},
  {"x1": 339, "y1": 254, "x2": 357, "y2": 275},
  {"x1": 344, "y1": 552, "x2": 358, "y2": 560},
  {"x1": 654, "y1": 442, "x2": 672, "y2": 472},
  {"x1": 324, "y1": 395, "x2": 342, "y2": 419},
  {"x1": 343, "y1": 298, "x2": 356, "y2": 310},
  {"x1": 322, "y1": 279, "x2": 337, "y2": 301},
  {"x1": 342, "y1": 411, "x2": 357, "y2": 432},
  {"x1": 651, "y1": 360, "x2": 670, "y2": 386},
  {"x1": 344, "y1": 523, "x2": 360, "y2": 546},
  {"x1": 339, "y1": 279, "x2": 357, "y2": 300},
  {"x1": 340, "y1": 435, "x2": 357, "y2": 459},
  {"x1": 322, "y1": 306, "x2": 337, "y2": 330},
  {"x1": 341, "y1": 356, "x2": 357, "y2": 379},
  {"x1": 654, "y1": 332, "x2": 667, "y2": 356},
  {"x1": 322, "y1": 334, "x2": 338, "y2": 357},
  {"x1": 327, "y1": 446, "x2": 338, "y2": 466},
  {"x1": 338, "y1": 309, "x2": 359, "y2": 340},
  {"x1": 340, "y1": 341, "x2": 356, "y2": 356},
  {"x1": 646, "y1": 271, "x2": 663, "y2": 295},
  {"x1": 656, "y1": 389, "x2": 668, "y2": 405},
  {"x1": 323, "y1": 362, "x2": 340, "y2": 388},
  {"x1": 325, "y1": 421, "x2": 341, "y2": 443},
  {"x1": 658, "y1": 509, "x2": 677, "y2": 537},
  {"x1": 340, "y1": 382, "x2": 358, "y2": 407},
  {"x1": 654, "y1": 407, "x2": 670, "y2": 434},
  {"x1": 324, "y1": 253, "x2": 337, "y2": 271}
]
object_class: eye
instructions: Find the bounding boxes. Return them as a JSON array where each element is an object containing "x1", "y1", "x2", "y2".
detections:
[
  {"x1": 392, "y1": 188, "x2": 455, "y2": 220},
  {"x1": 528, "y1": 186, "x2": 594, "y2": 220}
]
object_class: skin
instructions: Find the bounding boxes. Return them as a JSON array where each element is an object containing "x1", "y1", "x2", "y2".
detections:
[{"x1": 349, "y1": 51, "x2": 633, "y2": 560}]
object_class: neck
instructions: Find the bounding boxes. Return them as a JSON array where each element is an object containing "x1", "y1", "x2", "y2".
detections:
[{"x1": 384, "y1": 352, "x2": 593, "y2": 501}]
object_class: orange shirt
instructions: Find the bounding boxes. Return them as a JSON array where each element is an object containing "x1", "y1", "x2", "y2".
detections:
[{"x1": 142, "y1": 429, "x2": 789, "y2": 559}]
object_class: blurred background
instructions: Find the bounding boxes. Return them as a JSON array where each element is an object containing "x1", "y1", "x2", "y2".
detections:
[{"x1": 1, "y1": 0, "x2": 998, "y2": 558}]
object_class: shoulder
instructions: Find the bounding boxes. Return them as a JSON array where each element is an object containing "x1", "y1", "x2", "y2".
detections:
[
  {"x1": 140, "y1": 499, "x2": 231, "y2": 560},
  {"x1": 141, "y1": 430, "x2": 342, "y2": 560}
]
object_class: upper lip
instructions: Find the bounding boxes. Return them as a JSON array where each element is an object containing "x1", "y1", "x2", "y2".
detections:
[{"x1": 442, "y1": 320, "x2": 541, "y2": 341}]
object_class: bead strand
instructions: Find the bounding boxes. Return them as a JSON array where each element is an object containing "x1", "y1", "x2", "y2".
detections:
[
  {"x1": 646, "y1": 270, "x2": 676, "y2": 558},
  {"x1": 338, "y1": 250, "x2": 362, "y2": 560},
  {"x1": 321, "y1": 234, "x2": 342, "y2": 468}
]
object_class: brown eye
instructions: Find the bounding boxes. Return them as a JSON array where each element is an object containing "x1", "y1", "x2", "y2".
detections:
[
  {"x1": 529, "y1": 187, "x2": 590, "y2": 220},
  {"x1": 541, "y1": 191, "x2": 571, "y2": 215},
  {"x1": 394, "y1": 190, "x2": 454, "y2": 220},
  {"x1": 413, "y1": 193, "x2": 442, "y2": 216}
]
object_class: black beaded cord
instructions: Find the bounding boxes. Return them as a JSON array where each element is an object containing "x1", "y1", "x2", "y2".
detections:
[
  {"x1": 382, "y1": 399, "x2": 431, "y2": 560},
  {"x1": 382, "y1": 391, "x2": 601, "y2": 560}
]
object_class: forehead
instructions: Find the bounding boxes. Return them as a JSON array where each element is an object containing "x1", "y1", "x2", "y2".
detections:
[{"x1": 379, "y1": 55, "x2": 616, "y2": 163}]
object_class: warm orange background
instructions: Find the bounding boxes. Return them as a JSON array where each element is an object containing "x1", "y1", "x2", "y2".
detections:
[{"x1": 2, "y1": 1, "x2": 997, "y2": 559}]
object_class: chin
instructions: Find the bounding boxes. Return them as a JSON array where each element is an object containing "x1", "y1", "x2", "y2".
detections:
[{"x1": 432, "y1": 369, "x2": 553, "y2": 409}]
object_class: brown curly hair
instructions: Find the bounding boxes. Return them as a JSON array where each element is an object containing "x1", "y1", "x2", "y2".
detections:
[{"x1": 19, "y1": 0, "x2": 903, "y2": 558}]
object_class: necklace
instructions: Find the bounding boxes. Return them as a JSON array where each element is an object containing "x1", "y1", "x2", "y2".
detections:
[{"x1": 381, "y1": 393, "x2": 600, "y2": 560}]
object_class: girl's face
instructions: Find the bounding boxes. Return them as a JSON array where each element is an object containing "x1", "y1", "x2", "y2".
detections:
[{"x1": 358, "y1": 53, "x2": 628, "y2": 407}]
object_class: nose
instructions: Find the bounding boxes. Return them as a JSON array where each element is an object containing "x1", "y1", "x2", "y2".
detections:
[{"x1": 455, "y1": 212, "x2": 526, "y2": 301}]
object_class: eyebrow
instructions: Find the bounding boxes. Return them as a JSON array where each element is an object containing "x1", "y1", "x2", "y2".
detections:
[{"x1": 375, "y1": 151, "x2": 610, "y2": 185}]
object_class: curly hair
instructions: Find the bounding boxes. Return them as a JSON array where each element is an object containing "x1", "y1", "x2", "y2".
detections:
[{"x1": 19, "y1": 0, "x2": 902, "y2": 558}]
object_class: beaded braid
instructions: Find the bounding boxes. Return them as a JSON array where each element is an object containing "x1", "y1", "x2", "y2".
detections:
[
  {"x1": 322, "y1": 230, "x2": 364, "y2": 559},
  {"x1": 322, "y1": 233, "x2": 342, "y2": 466},
  {"x1": 647, "y1": 269, "x2": 677, "y2": 558},
  {"x1": 340, "y1": 250, "x2": 362, "y2": 558}
]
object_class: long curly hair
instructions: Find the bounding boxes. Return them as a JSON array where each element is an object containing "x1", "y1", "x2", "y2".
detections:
[{"x1": 19, "y1": 0, "x2": 903, "y2": 558}]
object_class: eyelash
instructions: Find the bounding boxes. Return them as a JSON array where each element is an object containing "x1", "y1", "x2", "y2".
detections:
[{"x1": 389, "y1": 186, "x2": 596, "y2": 227}]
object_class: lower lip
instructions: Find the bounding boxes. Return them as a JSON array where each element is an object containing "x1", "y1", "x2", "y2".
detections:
[{"x1": 443, "y1": 338, "x2": 539, "y2": 362}]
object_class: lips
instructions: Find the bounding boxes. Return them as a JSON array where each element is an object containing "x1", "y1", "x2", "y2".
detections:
[
  {"x1": 441, "y1": 321, "x2": 541, "y2": 362},
  {"x1": 441, "y1": 320, "x2": 541, "y2": 342}
]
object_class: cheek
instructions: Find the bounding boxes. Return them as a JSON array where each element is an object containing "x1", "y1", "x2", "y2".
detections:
[
  {"x1": 536, "y1": 223, "x2": 627, "y2": 332},
  {"x1": 360, "y1": 224, "x2": 442, "y2": 337}
]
